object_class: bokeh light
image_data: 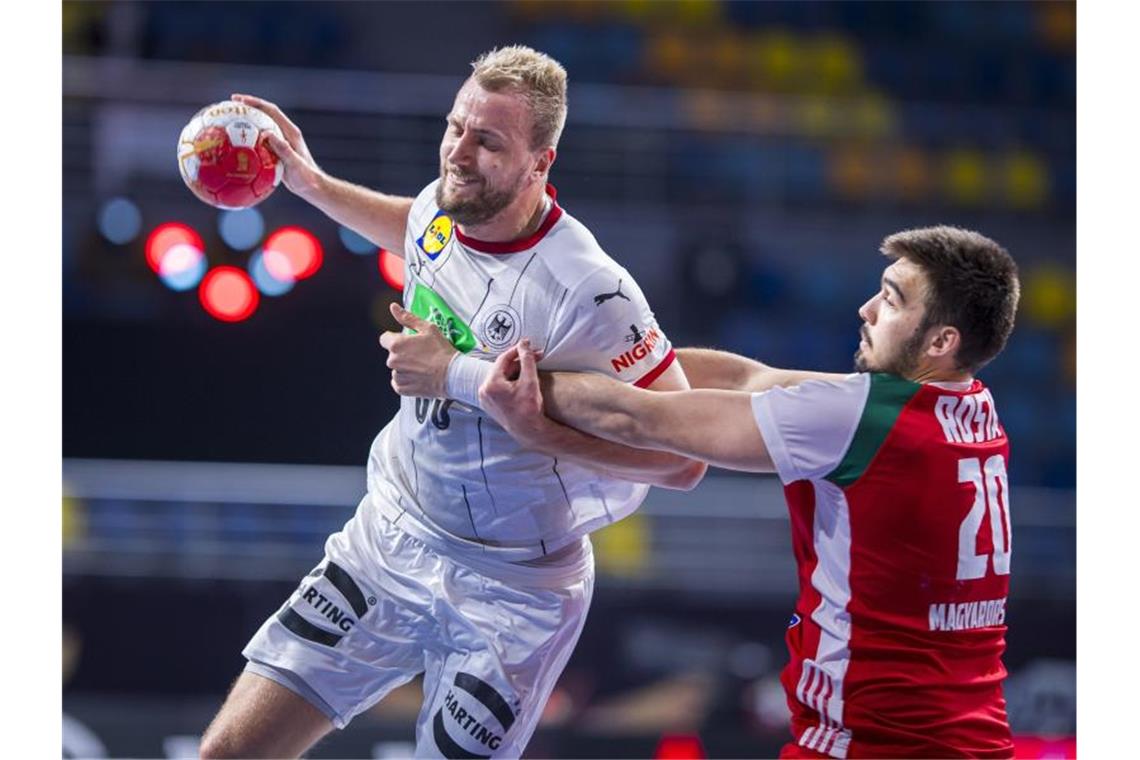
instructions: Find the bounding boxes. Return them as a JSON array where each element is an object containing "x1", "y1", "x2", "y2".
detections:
[
  {"x1": 157, "y1": 243, "x2": 207, "y2": 291},
  {"x1": 943, "y1": 149, "x2": 987, "y2": 205},
  {"x1": 1002, "y1": 150, "x2": 1049, "y2": 209},
  {"x1": 338, "y1": 225, "x2": 375, "y2": 255},
  {"x1": 1023, "y1": 263, "x2": 1076, "y2": 328},
  {"x1": 892, "y1": 146, "x2": 931, "y2": 200},
  {"x1": 378, "y1": 248, "x2": 404, "y2": 291},
  {"x1": 248, "y1": 249, "x2": 295, "y2": 297},
  {"x1": 218, "y1": 208, "x2": 265, "y2": 251},
  {"x1": 198, "y1": 266, "x2": 259, "y2": 322},
  {"x1": 97, "y1": 197, "x2": 142, "y2": 245},
  {"x1": 146, "y1": 222, "x2": 204, "y2": 273},
  {"x1": 654, "y1": 734, "x2": 707, "y2": 760},
  {"x1": 263, "y1": 226, "x2": 323, "y2": 280}
]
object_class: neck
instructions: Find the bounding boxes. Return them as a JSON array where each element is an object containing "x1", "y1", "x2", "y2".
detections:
[
  {"x1": 458, "y1": 181, "x2": 549, "y2": 243},
  {"x1": 906, "y1": 364, "x2": 973, "y2": 385}
]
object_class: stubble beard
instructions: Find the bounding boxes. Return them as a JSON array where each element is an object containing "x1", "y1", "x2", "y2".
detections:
[
  {"x1": 436, "y1": 169, "x2": 525, "y2": 227},
  {"x1": 853, "y1": 326, "x2": 926, "y2": 376}
]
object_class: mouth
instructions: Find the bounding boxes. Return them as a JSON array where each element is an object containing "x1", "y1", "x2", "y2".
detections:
[{"x1": 446, "y1": 170, "x2": 482, "y2": 188}]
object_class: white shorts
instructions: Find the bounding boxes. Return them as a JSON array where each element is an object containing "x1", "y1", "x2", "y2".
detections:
[{"x1": 242, "y1": 499, "x2": 594, "y2": 758}]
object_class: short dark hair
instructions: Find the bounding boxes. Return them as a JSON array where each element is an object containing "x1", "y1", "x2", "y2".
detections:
[{"x1": 881, "y1": 226, "x2": 1020, "y2": 372}]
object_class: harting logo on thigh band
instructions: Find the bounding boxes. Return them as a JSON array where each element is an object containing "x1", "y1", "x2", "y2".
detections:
[
  {"x1": 432, "y1": 672, "x2": 518, "y2": 759},
  {"x1": 276, "y1": 561, "x2": 372, "y2": 647}
]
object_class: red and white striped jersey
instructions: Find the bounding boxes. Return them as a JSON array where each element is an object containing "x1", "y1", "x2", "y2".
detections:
[{"x1": 752, "y1": 372, "x2": 1013, "y2": 758}]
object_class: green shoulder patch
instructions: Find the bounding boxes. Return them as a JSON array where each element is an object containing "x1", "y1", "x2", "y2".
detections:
[{"x1": 826, "y1": 373, "x2": 921, "y2": 488}]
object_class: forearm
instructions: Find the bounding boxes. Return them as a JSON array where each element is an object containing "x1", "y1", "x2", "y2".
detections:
[
  {"x1": 478, "y1": 344, "x2": 769, "y2": 474},
  {"x1": 519, "y1": 415, "x2": 705, "y2": 491},
  {"x1": 676, "y1": 348, "x2": 769, "y2": 390},
  {"x1": 676, "y1": 347, "x2": 842, "y2": 393},
  {"x1": 540, "y1": 372, "x2": 656, "y2": 448},
  {"x1": 300, "y1": 173, "x2": 413, "y2": 254}
]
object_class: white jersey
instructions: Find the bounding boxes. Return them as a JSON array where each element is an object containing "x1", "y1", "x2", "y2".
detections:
[{"x1": 366, "y1": 181, "x2": 675, "y2": 566}]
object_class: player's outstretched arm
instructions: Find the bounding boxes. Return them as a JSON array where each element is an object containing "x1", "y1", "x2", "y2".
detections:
[
  {"x1": 231, "y1": 94, "x2": 413, "y2": 255},
  {"x1": 676, "y1": 347, "x2": 844, "y2": 393},
  {"x1": 486, "y1": 398, "x2": 708, "y2": 491},
  {"x1": 380, "y1": 310, "x2": 706, "y2": 491},
  {"x1": 481, "y1": 344, "x2": 774, "y2": 474}
]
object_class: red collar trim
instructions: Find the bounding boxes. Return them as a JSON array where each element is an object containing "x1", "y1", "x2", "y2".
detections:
[{"x1": 454, "y1": 184, "x2": 562, "y2": 254}]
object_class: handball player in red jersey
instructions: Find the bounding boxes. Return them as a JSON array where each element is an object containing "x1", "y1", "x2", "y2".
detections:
[{"x1": 476, "y1": 226, "x2": 1021, "y2": 758}]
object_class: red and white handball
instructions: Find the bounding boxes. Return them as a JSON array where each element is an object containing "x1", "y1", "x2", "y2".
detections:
[{"x1": 177, "y1": 100, "x2": 284, "y2": 209}]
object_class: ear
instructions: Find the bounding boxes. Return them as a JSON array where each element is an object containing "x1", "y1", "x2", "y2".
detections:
[
  {"x1": 534, "y1": 147, "x2": 556, "y2": 178},
  {"x1": 925, "y1": 325, "x2": 961, "y2": 360}
]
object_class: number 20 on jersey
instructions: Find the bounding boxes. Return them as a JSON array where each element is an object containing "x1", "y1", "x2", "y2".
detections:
[{"x1": 956, "y1": 454, "x2": 1011, "y2": 581}]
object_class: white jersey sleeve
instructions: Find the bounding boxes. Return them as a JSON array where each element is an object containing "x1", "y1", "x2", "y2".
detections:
[
  {"x1": 401, "y1": 181, "x2": 448, "y2": 290},
  {"x1": 751, "y1": 373, "x2": 870, "y2": 485},
  {"x1": 541, "y1": 266, "x2": 674, "y2": 387}
]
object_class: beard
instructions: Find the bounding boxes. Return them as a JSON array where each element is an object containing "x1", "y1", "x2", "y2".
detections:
[
  {"x1": 436, "y1": 167, "x2": 524, "y2": 226},
  {"x1": 853, "y1": 324, "x2": 926, "y2": 376}
]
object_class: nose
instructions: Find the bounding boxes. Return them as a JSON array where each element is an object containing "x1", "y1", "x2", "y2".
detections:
[
  {"x1": 858, "y1": 293, "x2": 879, "y2": 324},
  {"x1": 445, "y1": 131, "x2": 476, "y2": 169}
]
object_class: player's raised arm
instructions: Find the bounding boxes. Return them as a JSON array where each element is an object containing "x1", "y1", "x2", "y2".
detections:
[
  {"x1": 676, "y1": 347, "x2": 843, "y2": 393},
  {"x1": 480, "y1": 343, "x2": 774, "y2": 474},
  {"x1": 231, "y1": 93, "x2": 413, "y2": 255}
]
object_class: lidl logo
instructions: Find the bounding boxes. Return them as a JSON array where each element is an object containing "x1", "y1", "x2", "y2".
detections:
[
  {"x1": 408, "y1": 284, "x2": 475, "y2": 353},
  {"x1": 417, "y1": 211, "x2": 454, "y2": 259}
]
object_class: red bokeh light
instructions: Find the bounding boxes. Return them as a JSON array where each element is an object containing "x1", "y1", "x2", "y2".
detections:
[
  {"x1": 199, "y1": 266, "x2": 259, "y2": 322},
  {"x1": 654, "y1": 734, "x2": 706, "y2": 760},
  {"x1": 261, "y1": 248, "x2": 296, "y2": 284},
  {"x1": 1010, "y1": 735, "x2": 1076, "y2": 759},
  {"x1": 263, "y1": 226, "x2": 323, "y2": 281},
  {"x1": 145, "y1": 222, "x2": 204, "y2": 273},
  {"x1": 378, "y1": 247, "x2": 404, "y2": 291}
]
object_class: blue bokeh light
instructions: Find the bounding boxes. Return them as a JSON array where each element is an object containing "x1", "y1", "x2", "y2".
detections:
[
  {"x1": 218, "y1": 208, "x2": 266, "y2": 251},
  {"x1": 249, "y1": 249, "x2": 295, "y2": 297},
  {"x1": 338, "y1": 225, "x2": 375, "y2": 255},
  {"x1": 97, "y1": 197, "x2": 142, "y2": 245},
  {"x1": 157, "y1": 243, "x2": 207, "y2": 291}
]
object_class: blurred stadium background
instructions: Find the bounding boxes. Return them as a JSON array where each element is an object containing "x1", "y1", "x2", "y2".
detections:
[{"x1": 62, "y1": 2, "x2": 1075, "y2": 758}]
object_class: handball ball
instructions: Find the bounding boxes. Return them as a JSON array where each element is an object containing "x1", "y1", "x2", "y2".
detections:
[{"x1": 177, "y1": 100, "x2": 284, "y2": 209}]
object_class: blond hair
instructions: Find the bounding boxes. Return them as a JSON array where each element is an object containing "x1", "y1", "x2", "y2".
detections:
[{"x1": 470, "y1": 45, "x2": 568, "y2": 150}]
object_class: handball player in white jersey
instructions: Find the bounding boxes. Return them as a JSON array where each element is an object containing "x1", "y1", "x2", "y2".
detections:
[{"x1": 198, "y1": 46, "x2": 705, "y2": 759}]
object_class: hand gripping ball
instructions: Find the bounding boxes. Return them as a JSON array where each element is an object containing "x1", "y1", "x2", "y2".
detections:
[{"x1": 177, "y1": 100, "x2": 284, "y2": 209}]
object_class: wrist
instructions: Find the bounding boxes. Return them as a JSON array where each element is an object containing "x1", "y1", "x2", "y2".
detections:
[
  {"x1": 296, "y1": 168, "x2": 331, "y2": 204},
  {"x1": 446, "y1": 352, "x2": 493, "y2": 406}
]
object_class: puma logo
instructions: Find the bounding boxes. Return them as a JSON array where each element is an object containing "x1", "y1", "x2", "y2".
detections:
[{"x1": 594, "y1": 279, "x2": 631, "y2": 306}]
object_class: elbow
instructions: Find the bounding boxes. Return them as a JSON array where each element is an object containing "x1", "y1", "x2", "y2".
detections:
[{"x1": 661, "y1": 458, "x2": 708, "y2": 491}]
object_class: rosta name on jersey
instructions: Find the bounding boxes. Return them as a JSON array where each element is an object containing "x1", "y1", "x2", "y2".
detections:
[
  {"x1": 934, "y1": 390, "x2": 1003, "y2": 444},
  {"x1": 928, "y1": 597, "x2": 1007, "y2": 631}
]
